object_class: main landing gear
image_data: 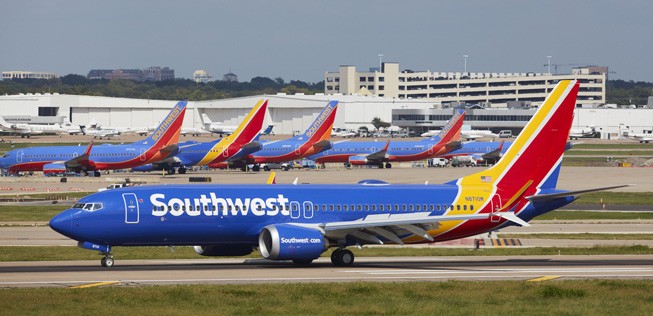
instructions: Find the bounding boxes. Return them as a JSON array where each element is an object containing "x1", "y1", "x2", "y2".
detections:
[
  {"x1": 331, "y1": 248, "x2": 354, "y2": 266},
  {"x1": 100, "y1": 253, "x2": 114, "y2": 267}
]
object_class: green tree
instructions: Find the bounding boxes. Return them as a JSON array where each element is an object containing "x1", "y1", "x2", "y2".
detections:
[{"x1": 371, "y1": 117, "x2": 391, "y2": 131}]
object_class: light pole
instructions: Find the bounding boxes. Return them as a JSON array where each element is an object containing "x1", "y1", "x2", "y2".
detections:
[
  {"x1": 378, "y1": 53, "x2": 384, "y2": 72},
  {"x1": 546, "y1": 56, "x2": 552, "y2": 75},
  {"x1": 463, "y1": 54, "x2": 469, "y2": 73}
]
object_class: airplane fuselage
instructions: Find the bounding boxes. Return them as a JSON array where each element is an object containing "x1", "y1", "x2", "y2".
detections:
[{"x1": 50, "y1": 184, "x2": 574, "y2": 247}]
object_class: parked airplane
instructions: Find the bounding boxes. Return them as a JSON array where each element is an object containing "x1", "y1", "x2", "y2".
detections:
[
  {"x1": 569, "y1": 126, "x2": 596, "y2": 140},
  {"x1": 438, "y1": 141, "x2": 510, "y2": 165},
  {"x1": 0, "y1": 101, "x2": 187, "y2": 175},
  {"x1": 132, "y1": 100, "x2": 268, "y2": 174},
  {"x1": 309, "y1": 110, "x2": 465, "y2": 168},
  {"x1": 421, "y1": 126, "x2": 497, "y2": 140},
  {"x1": 201, "y1": 113, "x2": 238, "y2": 136},
  {"x1": 215, "y1": 101, "x2": 339, "y2": 171},
  {"x1": 49, "y1": 80, "x2": 628, "y2": 267},
  {"x1": 619, "y1": 124, "x2": 653, "y2": 143},
  {"x1": 331, "y1": 127, "x2": 356, "y2": 138},
  {"x1": 0, "y1": 116, "x2": 83, "y2": 137}
]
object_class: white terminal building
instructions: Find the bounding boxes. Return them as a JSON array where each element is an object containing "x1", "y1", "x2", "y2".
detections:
[{"x1": 0, "y1": 63, "x2": 651, "y2": 138}]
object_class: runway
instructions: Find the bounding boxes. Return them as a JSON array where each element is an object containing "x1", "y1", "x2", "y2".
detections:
[{"x1": 1, "y1": 255, "x2": 652, "y2": 288}]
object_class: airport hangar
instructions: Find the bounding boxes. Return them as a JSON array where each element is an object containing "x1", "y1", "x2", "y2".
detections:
[{"x1": 0, "y1": 93, "x2": 651, "y2": 139}]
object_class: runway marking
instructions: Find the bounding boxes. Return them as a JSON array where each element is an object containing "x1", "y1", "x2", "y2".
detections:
[
  {"x1": 527, "y1": 276, "x2": 561, "y2": 282},
  {"x1": 341, "y1": 267, "x2": 653, "y2": 275},
  {"x1": 69, "y1": 281, "x2": 119, "y2": 289}
]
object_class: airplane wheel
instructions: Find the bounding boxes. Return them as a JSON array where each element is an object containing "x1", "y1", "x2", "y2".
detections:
[
  {"x1": 281, "y1": 166, "x2": 288, "y2": 171},
  {"x1": 252, "y1": 165, "x2": 260, "y2": 172},
  {"x1": 178, "y1": 167, "x2": 187, "y2": 174},
  {"x1": 385, "y1": 163, "x2": 392, "y2": 169},
  {"x1": 292, "y1": 259, "x2": 313, "y2": 265},
  {"x1": 263, "y1": 166, "x2": 270, "y2": 171},
  {"x1": 101, "y1": 256, "x2": 114, "y2": 268},
  {"x1": 331, "y1": 249, "x2": 354, "y2": 267}
]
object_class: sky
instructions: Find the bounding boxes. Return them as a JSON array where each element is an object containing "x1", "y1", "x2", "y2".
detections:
[{"x1": 2, "y1": 1, "x2": 652, "y2": 83}]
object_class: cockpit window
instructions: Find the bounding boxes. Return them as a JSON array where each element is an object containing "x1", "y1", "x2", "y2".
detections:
[{"x1": 73, "y1": 202, "x2": 103, "y2": 212}]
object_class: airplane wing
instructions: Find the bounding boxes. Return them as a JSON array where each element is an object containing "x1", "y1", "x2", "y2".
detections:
[
  {"x1": 306, "y1": 211, "x2": 529, "y2": 245},
  {"x1": 64, "y1": 142, "x2": 95, "y2": 169},
  {"x1": 363, "y1": 141, "x2": 390, "y2": 162}
]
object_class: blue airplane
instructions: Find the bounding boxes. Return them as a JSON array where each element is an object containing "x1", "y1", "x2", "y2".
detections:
[
  {"x1": 260, "y1": 125, "x2": 275, "y2": 136},
  {"x1": 214, "y1": 101, "x2": 338, "y2": 171},
  {"x1": 49, "y1": 80, "x2": 626, "y2": 268},
  {"x1": 0, "y1": 101, "x2": 187, "y2": 176},
  {"x1": 131, "y1": 100, "x2": 268, "y2": 174},
  {"x1": 307, "y1": 110, "x2": 465, "y2": 168},
  {"x1": 440, "y1": 141, "x2": 511, "y2": 165}
]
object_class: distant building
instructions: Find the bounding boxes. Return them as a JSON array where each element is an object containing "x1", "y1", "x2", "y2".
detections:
[
  {"x1": 87, "y1": 66, "x2": 175, "y2": 81},
  {"x1": 325, "y1": 63, "x2": 607, "y2": 107},
  {"x1": 144, "y1": 66, "x2": 175, "y2": 81},
  {"x1": 223, "y1": 72, "x2": 238, "y2": 82},
  {"x1": 2, "y1": 71, "x2": 58, "y2": 80},
  {"x1": 193, "y1": 70, "x2": 213, "y2": 83}
]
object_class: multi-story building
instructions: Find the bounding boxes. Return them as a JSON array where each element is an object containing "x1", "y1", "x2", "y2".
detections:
[
  {"x1": 325, "y1": 63, "x2": 607, "y2": 107},
  {"x1": 2, "y1": 71, "x2": 58, "y2": 80},
  {"x1": 223, "y1": 72, "x2": 238, "y2": 82},
  {"x1": 87, "y1": 66, "x2": 174, "y2": 81}
]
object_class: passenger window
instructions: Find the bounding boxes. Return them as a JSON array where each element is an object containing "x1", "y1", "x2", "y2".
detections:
[
  {"x1": 379, "y1": 204, "x2": 384, "y2": 211},
  {"x1": 464, "y1": 205, "x2": 467, "y2": 211},
  {"x1": 344, "y1": 204, "x2": 348, "y2": 211},
  {"x1": 329, "y1": 205, "x2": 334, "y2": 211},
  {"x1": 456, "y1": 205, "x2": 460, "y2": 211},
  {"x1": 394, "y1": 204, "x2": 399, "y2": 211},
  {"x1": 471, "y1": 205, "x2": 475, "y2": 211},
  {"x1": 337, "y1": 204, "x2": 342, "y2": 211},
  {"x1": 423, "y1": 204, "x2": 428, "y2": 211},
  {"x1": 402, "y1": 205, "x2": 407, "y2": 211},
  {"x1": 429, "y1": 205, "x2": 434, "y2": 211},
  {"x1": 387, "y1": 204, "x2": 392, "y2": 211},
  {"x1": 365, "y1": 205, "x2": 370, "y2": 211},
  {"x1": 357, "y1": 205, "x2": 362, "y2": 211},
  {"x1": 415, "y1": 205, "x2": 420, "y2": 211},
  {"x1": 436, "y1": 204, "x2": 441, "y2": 211},
  {"x1": 410, "y1": 205, "x2": 415, "y2": 211},
  {"x1": 372, "y1": 205, "x2": 376, "y2": 211},
  {"x1": 322, "y1": 204, "x2": 327, "y2": 211}
]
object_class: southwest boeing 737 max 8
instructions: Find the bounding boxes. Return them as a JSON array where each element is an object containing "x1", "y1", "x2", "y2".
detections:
[
  {"x1": 49, "y1": 81, "x2": 626, "y2": 267},
  {"x1": 0, "y1": 101, "x2": 187, "y2": 175}
]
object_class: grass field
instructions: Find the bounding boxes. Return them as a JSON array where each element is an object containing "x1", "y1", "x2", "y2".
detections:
[
  {"x1": 0, "y1": 281, "x2": 651, "y2": 315},
  {"x1": 498, "y1": 233, "x2": 653, "y2": 240},
  {"x1": 574, "y1": 191, "x2": 653, "y2": 205},
  {"x1": 536, "y1": 210, "x2": 653, "y2": 220},
  {"x1": 2, "y1": 245, "x2": 652, "y2": 262}
]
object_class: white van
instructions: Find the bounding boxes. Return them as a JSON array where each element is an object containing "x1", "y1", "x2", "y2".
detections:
[
  {"x1": 499, "y1": 130, "x2": 512, "y2": 138},
  {"x1": 429, "y1": 158, "x2": 448, "y2": 167}
]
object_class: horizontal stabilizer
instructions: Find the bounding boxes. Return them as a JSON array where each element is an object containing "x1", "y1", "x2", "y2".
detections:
[
  {"x1": 313, "y1": 140, "x2": 332, "y2": 150},
  {"x1": 159, "y1": 144, "x2": 179, "y2": 155},
  {"x1": 526, "y1": 185, "x2": 631, "y2": 202}
]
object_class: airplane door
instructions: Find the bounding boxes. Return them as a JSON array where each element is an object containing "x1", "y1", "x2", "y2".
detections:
[
  {"x1": 428, "y1": 145, "x2": 434, "y2": 155},
  {"x1": 490, "y1": 194, "x2": 502, "y2": 222},
  {"x1": 123, "y1": 193, "x2": 140, "y2": 224},
  {"x1": 222, "y1": 146, "x2": 229, "y2": 158},
  {"x1": 16, "y1": 150, "x2": 24, "y2": 163},
  {"x1": 295, "y1": 144, "x2": 301, "y2": 156},
  {"x1": 140, "y1": 148, "x2": 147, "y2": 161},
  {"x1": 290, "y1": 201, "x2": 300, "y2": 219},
  {"x1": 303, "y1": 201, "x2": 314, "y2": 219}
]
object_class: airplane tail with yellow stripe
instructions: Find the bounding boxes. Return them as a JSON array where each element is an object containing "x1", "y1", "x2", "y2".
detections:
[{"x1": 455, "y1": 80, "x2": 579, "y2": 214}]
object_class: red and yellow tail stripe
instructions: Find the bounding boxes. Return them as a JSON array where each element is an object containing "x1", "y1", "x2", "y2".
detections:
[
  {"x1": 404, "y1": 80, "x2": 579, "y2": 243},
  {"x1": 197, "y1": 100, "x2": 268, "y2": 165}
]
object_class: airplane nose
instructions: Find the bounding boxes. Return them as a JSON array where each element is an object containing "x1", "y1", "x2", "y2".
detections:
[{"x1": 49, "y1": 210, "x2": 74, "y2": 238}]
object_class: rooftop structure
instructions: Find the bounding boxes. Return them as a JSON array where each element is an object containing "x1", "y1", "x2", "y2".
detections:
[{"x1": 325, "y1": 63, "x2": 607, "y2": 107}]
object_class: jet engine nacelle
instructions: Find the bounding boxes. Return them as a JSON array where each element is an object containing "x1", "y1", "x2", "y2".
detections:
[
  {"x1": 43, "y1": 163, "x2": 67, "y2": 176},
  {"x1": 348, "y1": 156, "x2": 370, "y2": 166},
  {"x1": 193, "y1": 244, "x2": 254, "y2": 257},
  {"x1": 258, "y1": 224, "x2": 327, "y2": 261}
]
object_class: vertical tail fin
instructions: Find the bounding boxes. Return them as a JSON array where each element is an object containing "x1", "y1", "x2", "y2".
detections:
[
  {"x1": 458, "y1": 80, "x2": 579, "y2": 193},
  {"x1": 225, "y1": 99, "x2": 269, "y2": 146},
  {"x1": 425, "y1": 109, "x2": 465, "y2": 144},
  {"x1": 136, "y1": 101, "x2": 187, "y2": 148},
  {"x1": 299, "y1": 100, "x2": 339, "y2": 142}
]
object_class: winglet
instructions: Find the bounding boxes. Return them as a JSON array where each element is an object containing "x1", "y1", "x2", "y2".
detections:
[{"x1": 266, "y1": 172, "x2": 277, "y2": 184}]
